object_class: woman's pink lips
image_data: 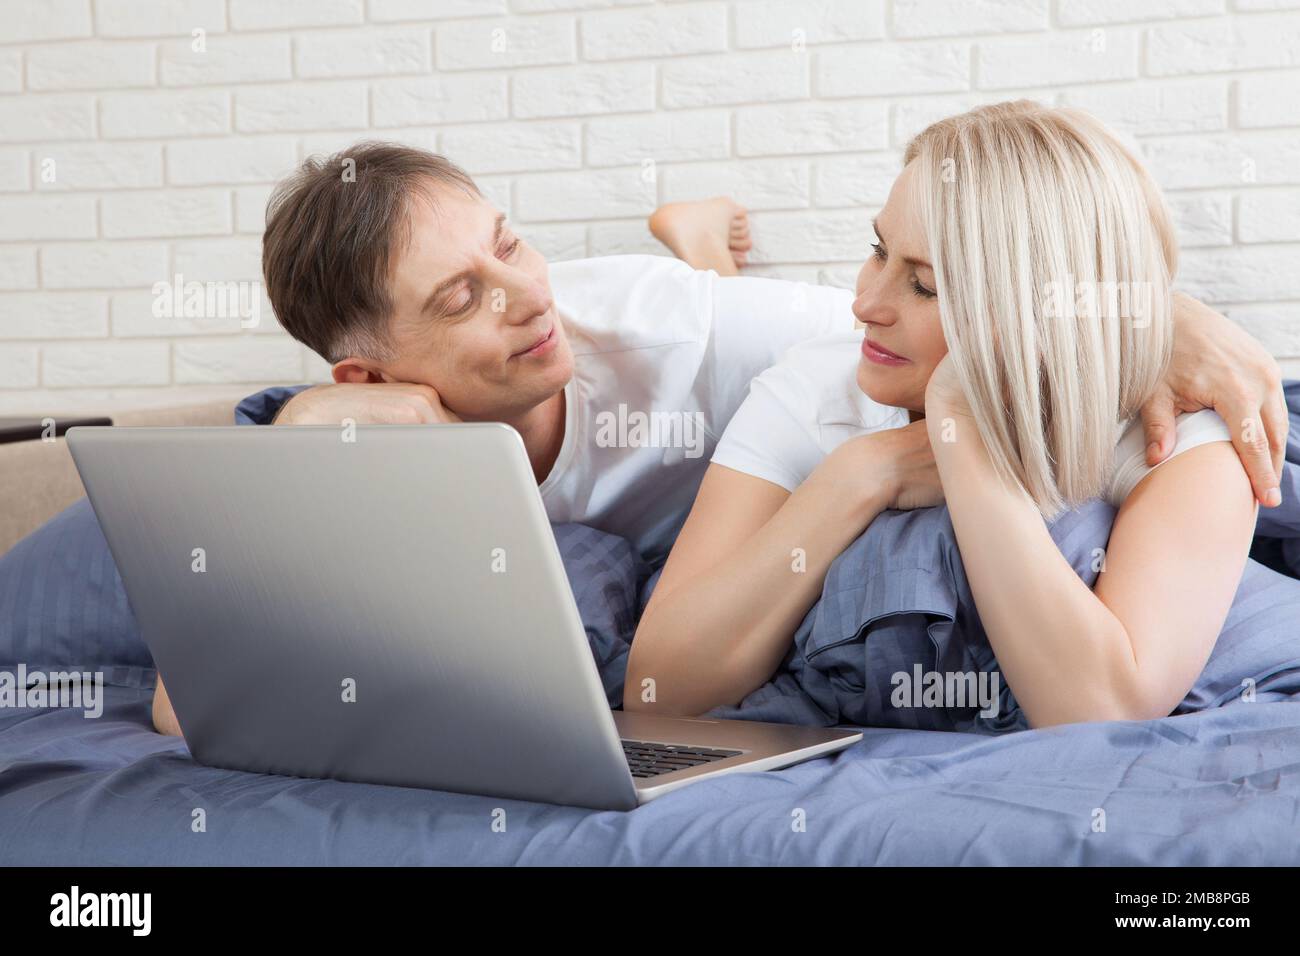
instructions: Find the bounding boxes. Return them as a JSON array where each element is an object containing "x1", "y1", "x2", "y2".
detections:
[
  {"x1": 514, "y1": 324, "x2": 556, "y2": 359},
  {"x1": 862, "y1": 337, "x2": 909, "y2": 366}
]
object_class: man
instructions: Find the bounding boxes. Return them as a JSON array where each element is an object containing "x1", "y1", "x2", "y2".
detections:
[{"x1": 152, "y1": 141, "x2": 1288, "y2": 735}]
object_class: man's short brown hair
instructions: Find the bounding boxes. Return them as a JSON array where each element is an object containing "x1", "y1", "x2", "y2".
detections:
[{"x1": 262, "y1": 142, "x2": 480, "y2": 363}]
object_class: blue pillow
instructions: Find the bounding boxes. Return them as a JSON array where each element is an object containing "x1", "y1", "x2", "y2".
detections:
[
  {"x1": 0, "y1": 498, "x2": 154, "y2": 686},
  {"x1": 234, "y1": 384, "x2": 309, "y2": 426}
]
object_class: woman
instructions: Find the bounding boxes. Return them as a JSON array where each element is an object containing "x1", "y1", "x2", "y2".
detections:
[{"x1": 627, "y1": 101, "x2": 1262, "y2": 729}]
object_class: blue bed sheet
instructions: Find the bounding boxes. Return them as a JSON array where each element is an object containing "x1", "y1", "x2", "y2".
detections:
[{"x1": 1, "y1": 683, "x2": 1297, "y2": 865}]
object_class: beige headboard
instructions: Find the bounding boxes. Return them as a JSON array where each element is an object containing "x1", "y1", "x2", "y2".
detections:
[{"x1": 0, "y1": 400, "x2": 236, "y2": 557}]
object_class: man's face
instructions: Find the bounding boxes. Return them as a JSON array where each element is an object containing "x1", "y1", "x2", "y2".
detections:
[{"x1": 347, "y1": 185, "x2": 573, "y2": 421}]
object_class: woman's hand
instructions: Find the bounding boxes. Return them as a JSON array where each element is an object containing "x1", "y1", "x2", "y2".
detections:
[
  {"x1": 814, "y1": 353, "x2": 966, "y2": 514},
  {"x1": 826, "y1": 422, "x2": 945, "y2": 512},
  {"x1": 1146, "y1": 293, "x2": 1288, "y2": 507},
  {"x1": 922, "y1": 351, "x2": 980, "y2": 446},
  {"x1": 883, "y1": 421, "x2": 946, "y2": 510},
  {"x1": 923, "y1": 351, "x2": 967, "y2": 414}
]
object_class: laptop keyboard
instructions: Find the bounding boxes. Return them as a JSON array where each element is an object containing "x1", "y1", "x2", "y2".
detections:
[{"x1": 621, "y1": 739, "x2": 743, "y2": 779}]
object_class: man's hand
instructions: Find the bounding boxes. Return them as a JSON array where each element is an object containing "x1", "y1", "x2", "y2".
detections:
[
  {"x1": 273, "y1": 382, "x2": 462, "y2": 426},
  {"x1": 1141, "y1": 293, "x2": 1288, "y2": 507}
]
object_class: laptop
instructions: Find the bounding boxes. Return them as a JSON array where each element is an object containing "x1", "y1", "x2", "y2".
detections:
[{"x1": 67, "y1": 424, "x2": 860, "y2": 810}]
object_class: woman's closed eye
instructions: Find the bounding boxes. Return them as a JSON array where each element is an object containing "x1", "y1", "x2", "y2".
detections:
[{"x1": 871, "y1": 241, "x2": 937, "y2": 299}]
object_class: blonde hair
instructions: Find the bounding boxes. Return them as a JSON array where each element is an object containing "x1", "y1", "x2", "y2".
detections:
[{"x1": 904, "y1": 101, "x2": 1177, "y2": 517}]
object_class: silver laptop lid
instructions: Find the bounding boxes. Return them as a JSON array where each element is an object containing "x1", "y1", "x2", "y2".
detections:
[{"x1": 68, "y1": 424, "x2": 637, "y2": 810}]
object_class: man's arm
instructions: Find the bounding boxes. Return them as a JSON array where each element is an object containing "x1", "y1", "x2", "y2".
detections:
[
  {"x1": 152, "y1": 676, "x2": 182, "y2": 737},
  {"x1": 1143, "y1": 293, "x2": 1288, "y2": 507},
  {"x1": 272, "y1": 382, "x2": 460, "y2": 426}
]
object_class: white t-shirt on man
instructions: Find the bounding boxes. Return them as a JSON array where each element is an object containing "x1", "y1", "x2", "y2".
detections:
[
  {"x1": 540, "y1": 255, "x2": 852, "y2": 560},
  {"x1": 711, "y1": 329, "x2": 1233, "y2": 508}
]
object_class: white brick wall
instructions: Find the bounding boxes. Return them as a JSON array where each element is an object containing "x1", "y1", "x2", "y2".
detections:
[{"x1": 0, "y1": 0, "x2": 1298, "y2": 414}]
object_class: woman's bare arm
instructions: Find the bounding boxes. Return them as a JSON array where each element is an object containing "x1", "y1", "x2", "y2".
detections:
[
  {"x1": 928, "y1": 380, "x2": 1257, "y2": 728},
  {"x1": 627, "y1": 424, "x2": 938, "y2": 716}
]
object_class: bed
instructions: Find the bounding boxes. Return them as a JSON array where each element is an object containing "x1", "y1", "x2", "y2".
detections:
[{"x1": 2, "y1": 397, "x2": 1299, "y2": 867}]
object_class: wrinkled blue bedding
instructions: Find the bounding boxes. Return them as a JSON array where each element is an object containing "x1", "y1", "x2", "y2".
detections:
[
  {"x1": 2, "y1": 681, "x2": 1297, "y2": 865},
  {"x1": 706, "y1": 500, "x2": 1300, "y2": 735},
  {"x1": 3, "y1": 514, "x2": 1299, "y2": 865},
  {"x1": 1, "y1": 389, "x2": 1298, "y2": 865}
]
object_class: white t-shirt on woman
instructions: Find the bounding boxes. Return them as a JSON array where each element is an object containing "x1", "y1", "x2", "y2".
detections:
[{"x1": 711, "y1": 330, "x2": 1233, "y2": 508}]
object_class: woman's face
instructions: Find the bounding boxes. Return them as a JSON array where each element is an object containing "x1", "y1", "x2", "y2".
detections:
[{"x1": 853, "y1": 161, "x2": 949, "y2": 413}]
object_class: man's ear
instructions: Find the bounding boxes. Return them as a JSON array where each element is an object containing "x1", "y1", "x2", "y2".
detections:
[{"x1": 331, "y1": 359, "x2": 386, "y2": 384}]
